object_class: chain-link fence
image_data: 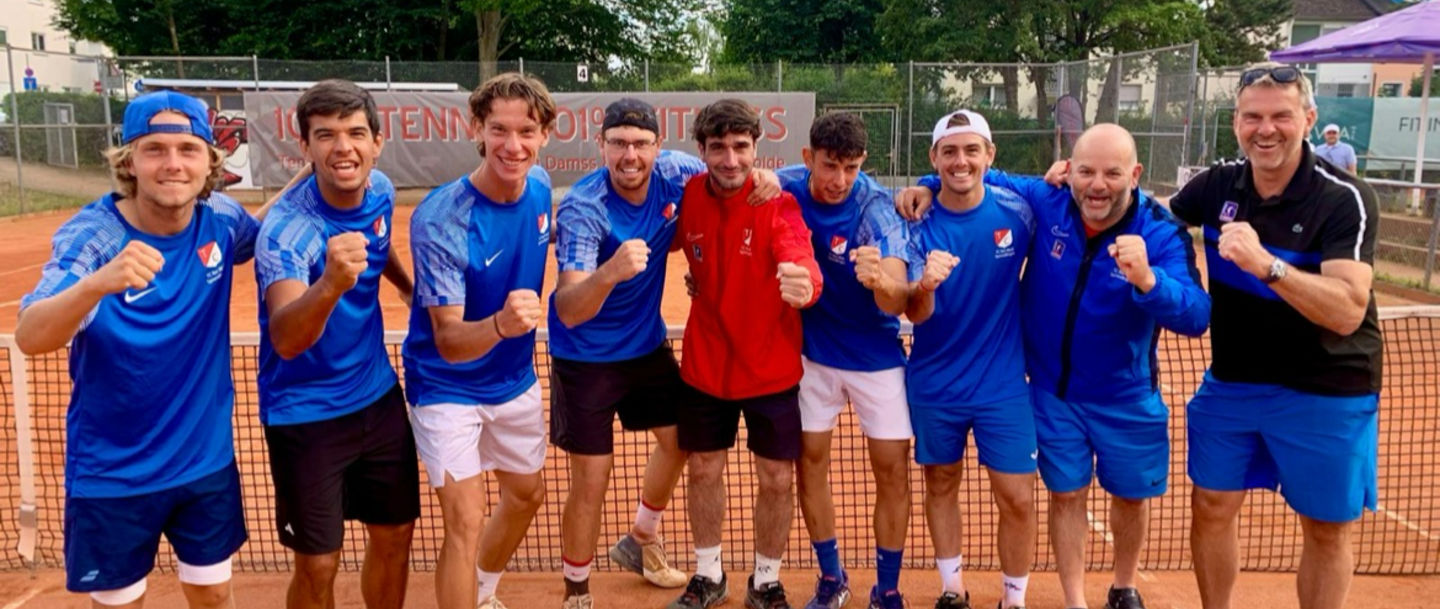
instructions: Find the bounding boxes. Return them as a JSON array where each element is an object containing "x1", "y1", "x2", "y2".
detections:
[{"x1": 0, "y1": 43, "x2": 1202, "y2": 214}]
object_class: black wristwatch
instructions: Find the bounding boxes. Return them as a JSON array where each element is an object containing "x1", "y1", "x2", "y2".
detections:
[{"x1": 1262, "y1": 257, "x2": 1287, "y2": 284}]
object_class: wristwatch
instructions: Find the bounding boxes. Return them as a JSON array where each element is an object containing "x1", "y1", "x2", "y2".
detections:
[{"x1": 1263, "y1": 257, "x2": 1287, "y2": 284}]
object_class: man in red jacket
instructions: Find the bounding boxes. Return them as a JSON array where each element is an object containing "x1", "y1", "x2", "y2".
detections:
[{"x1": 668, "y1": 98, "x2": 824, "y2": 609}]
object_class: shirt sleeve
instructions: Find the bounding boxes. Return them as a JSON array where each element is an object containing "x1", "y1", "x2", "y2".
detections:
[
  {"x1": 205, "y1": 193, "x2": 261, "y2": 263},
  {"x1": 769, "y1": 194, "x2": 823, "y2": 307},
  {"x1": 856, "y1": 180, "x2": 922, "y2": 283},
  {"x1": 1131, "y1": 206, "x2": 1211, "y2": 337},
  {"x1": 554, "y1": 190, "x2": 608, "y2": 273},
  {"x1": 20, "y1": 207, "x2": 123, "y2": 329},
  {"x1": 254, "y1": 209, "x2": 324, "y2": 293},
  {"x1": 1167, "y1": 166, "x2": 1211, "y2": 227},
  {"x1": 655, "y1": 150, "x2": 707, "y2": 189},
  {"x1": 411, "y1": 200, "x2": 470, "y2": 308},
  {"x1": 1318, "y1": 179, "x2": 1378, "y2": 264}
]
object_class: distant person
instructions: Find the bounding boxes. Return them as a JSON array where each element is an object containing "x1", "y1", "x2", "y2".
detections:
[{"x1": 1314, "y1": 124, "x2": 1357, "y2": 173}]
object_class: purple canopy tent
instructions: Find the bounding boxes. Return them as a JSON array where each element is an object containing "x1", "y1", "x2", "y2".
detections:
[{"x1": 1271, "y1": 0, "x2": 1440, "y2": 202}]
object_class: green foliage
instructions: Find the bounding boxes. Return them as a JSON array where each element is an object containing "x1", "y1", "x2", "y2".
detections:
[
  {"x1": 1196, "y1": 0, "x2": 1291, "y2": 68},
  {"x1": 721, "y1": 0, "x2": 886, "y2": 64},
  {"x1": 0, "y1": 92, "x2": 126, "y2": 168}
]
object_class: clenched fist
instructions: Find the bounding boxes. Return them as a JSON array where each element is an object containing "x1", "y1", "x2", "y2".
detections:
[
  {"x1": 495, "y1": 289, "x2": 542, "y2": 338},
  {"x1": 850, "y1": 245, "x2": 885, "y2": 290},
  {"x1": 1108, "y1": 235, "x2": 1156, "y2": 293},
  {"x1": 92, "y1": 240, "x2": 165, "y2": 295},
  {"x1": 322, "y1": 232, "x2": 370, "y2": 292},
  {"x1": 1217, "y1": 222, "x2": 1273, "y2": 278},
  {"x1": 601, "y1": 239, "x2": 650, "y2": 283},
  {"x1": 777, "y1": 262, "x2": 814, "y2": 308},
  {"x1": 918, "y1": 250, "x2": 959, "y2": 293}
]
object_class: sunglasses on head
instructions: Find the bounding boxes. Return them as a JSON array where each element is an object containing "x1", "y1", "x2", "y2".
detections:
[{"x1": 1240, "y1": 66, "x2": 1302, "y2": 88}]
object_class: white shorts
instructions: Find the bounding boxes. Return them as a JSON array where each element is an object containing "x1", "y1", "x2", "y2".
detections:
[
  {"x1": 409, "y1": 382, "x2": 546, "y2": 486},
  {"x1": 798, "y1": 357, "x2": 912, "y2": 440}
]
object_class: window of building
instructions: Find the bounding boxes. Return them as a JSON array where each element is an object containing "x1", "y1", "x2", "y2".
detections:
[
  {"x1": 30, "y1": 32, "x2": 44, "y2": 51},
  {"x1": 1379, "y1": 82, "x2": 1403, "y2": 97},
  {"x1": 978, "y1": 84, "x2": 1007, "y2": 108},
  {"x1": 1118, "y1": 84, "x2": 1143, "y2": 112},
  {"x1": 0, "y1": 29, "x2": 8, "y2": 47}
]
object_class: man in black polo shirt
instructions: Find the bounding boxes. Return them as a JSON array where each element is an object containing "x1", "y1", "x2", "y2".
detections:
[{"x1": 1168, "y1": 62, "x2": 1381, "y2": 609}]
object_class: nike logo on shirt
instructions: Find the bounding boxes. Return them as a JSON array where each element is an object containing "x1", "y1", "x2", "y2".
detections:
[
  {"x1": 485, "y1": 250, "x2": 504, "y2": 267},
  {"x1": 124, "y1": 287, "x2": 157, "y2": 304}
]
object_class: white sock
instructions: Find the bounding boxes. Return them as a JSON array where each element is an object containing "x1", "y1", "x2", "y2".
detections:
[
  {"x1": 1001, "y1": 573, "x2": 1029, "y2": 608},
  {"x1": 752, "y1": 553, "x2": 782, "y2": 589},
  {"x1": 695, "y1": 545, "x2": 723, "y2": 581},
  {"x1": 936, "y1": 555, "x2": 963, "y2": 594},
  {"x1": 563, "y1": 556, "x2": 592, "y2": 583},
  {"x1": 634, "y1": 500, "x2": 664, "y2": 541},
  {"x1": 476, "y1": 568, "x2": 503, "y2": 602}
]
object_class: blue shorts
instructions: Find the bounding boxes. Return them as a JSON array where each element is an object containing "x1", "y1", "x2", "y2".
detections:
[
  {"x1": 1032, "y1": 386, "x2": 1169, "y2": 499},
  {"x1": 65, "y1": 461, "x2": 248, "y2": 592},
  {"x1": 909, "y1": 393, "x2": 1036, "y2": 473},
  {"x1": 1187, "y1": 373, "x2": 1378, "y2": 523}
]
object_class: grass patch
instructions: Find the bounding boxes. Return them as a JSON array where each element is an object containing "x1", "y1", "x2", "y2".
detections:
[
  {"x1": 1376, "y1": 271, "x2": 1440, "y2": 295},
  {"x1": 0, "y1": 182, "x2": 90, "y2": 217}
]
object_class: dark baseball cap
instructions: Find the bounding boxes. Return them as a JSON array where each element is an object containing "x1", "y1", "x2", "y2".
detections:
[{"x1": 602, "y1": 98, "x2": 659, "y2": 134}]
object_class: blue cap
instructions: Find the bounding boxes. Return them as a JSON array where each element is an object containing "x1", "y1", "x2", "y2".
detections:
[{"x1": 122, "y1": 91, "x2": 213, "y2": 145}]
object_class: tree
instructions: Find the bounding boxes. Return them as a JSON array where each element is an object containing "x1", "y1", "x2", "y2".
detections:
[
  {"x1": 1196, "y1": 0, "x2": 1292, "y2": 68},
  {"x1": 720, "y1": 0, "x2": 886, "y2": 64}
]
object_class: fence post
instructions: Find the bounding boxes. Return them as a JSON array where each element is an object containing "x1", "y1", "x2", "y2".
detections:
[
  {"x1": 385, "y1": 56, "x2": 392, "y2": 91},
  {"x1": 777, "y1": 60, "x2": 783, "y2": 92},
  {"x1": 644, "y1": 59, "x2": 650, "y2": 92},
  {"x1": 252, "y1": 55, "x2": 260, "y2": 90},
  {"x1": 906, "y1": 61, "x2": 914, "y2": 183},
  {"x1": 1425, "y1": 201, "x2": 1439, "y2": 289},
  {"x1": 7, "y1": 340, "x2": 38, "y2": 569},
  {"x1": 519, "y1": 57, "x2": 525, "y2": 76},
  {"x1": 99, "y1": 58, "x2": 117, "y2": 193},
  {"x1": 7, "y1": 45, "x2": 25, "y2": 214},
  {"x1": 1181, "y1": 41, "x2": 1198, "y2": 168}
]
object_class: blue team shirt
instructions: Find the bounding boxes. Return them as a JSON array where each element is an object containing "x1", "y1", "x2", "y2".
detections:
[
  {"x1": 254, "y1": 171, "x2": 399, "y2": 426},
  {"x1": 905, "y1": 185, "x2": 1034, "y2": 408},
  {"x1": 403, "y1": 166, "x2": 552, "y2": 406},
  {"x1": 21, "y1": 193, "x2": 258, "y2": 498},
  {"x1": 777, "y1": 165, "x2": 919, "y2": 371},
  {"x1": 547, "y1": 150, "x2": 705, "y2": 362}
]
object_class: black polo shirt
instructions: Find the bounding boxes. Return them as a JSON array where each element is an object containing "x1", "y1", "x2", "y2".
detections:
[{"x1": 1170, "y1": 146, "x2": 1382, "y2": 396}]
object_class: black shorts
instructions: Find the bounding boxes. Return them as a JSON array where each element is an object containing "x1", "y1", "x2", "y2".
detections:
[
  {"x1": 550, "y1": 345, "x2": 683, "y2": 455},
  {"x1": 264, "y1": 384, "x2": 420, "y2": 554},
  {"x1": 677, "y1": 384, "x2": 802, "y2": 461}
]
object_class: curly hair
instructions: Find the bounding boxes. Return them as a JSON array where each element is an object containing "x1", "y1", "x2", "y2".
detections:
[{"x1": 692, "y1": 99, "x2": 762, "y2": 147}]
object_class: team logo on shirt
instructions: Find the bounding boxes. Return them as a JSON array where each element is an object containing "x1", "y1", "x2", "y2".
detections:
[
  {"x1": 373, "y1": 216, "x2": 388, "y2": 238},
  {"x1": 537, "y1": 213, "x2": 551, "y2": 245},
  {"x1": 197, "y1": 241, "x2": 224, "y2": 283},
  {"x1": 993, "y1": 228, "x2": 1015, "y2": 259},
  {"x1": 662, "y1": 202, "x2": 678, "y2": 221},
  {"x1": 830, "y1": 236, "x2": 848, "y2": 256},
  {"x1": 1051, "y1": 239, "x2": 1065, "y2": 260},
  {"x1": 740, "y1": 228, "x2": 754, "y2": 256},
  {"x1": 1219, "y1": 201, "x2": 1239, "y2": 223}
]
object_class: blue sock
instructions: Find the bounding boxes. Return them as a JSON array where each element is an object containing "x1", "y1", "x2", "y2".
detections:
[
  {"x1": 812, "y1": 538, "x2": 842, "y2": 578},
  {"x1": 876, "y1": 546, "x2": 903, "y2": 592}
]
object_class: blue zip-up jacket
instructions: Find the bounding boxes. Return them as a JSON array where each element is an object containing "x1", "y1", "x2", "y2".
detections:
[{"x1": 919, "y1": 171, "x2": 1209, "y2": 403}]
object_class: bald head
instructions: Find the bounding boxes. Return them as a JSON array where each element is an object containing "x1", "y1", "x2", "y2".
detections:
[
  {"x1": 1072, "y1": 123, "x2": 1138, "y2": 166},
  {"x1": 1068, "y1": 123, "x2": 1144, "y2": 232}
]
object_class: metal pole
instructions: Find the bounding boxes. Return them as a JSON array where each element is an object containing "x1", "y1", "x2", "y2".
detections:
[
  {"x1": 644, "y1": 59, "x2": 650, "y2": 92},
  {"x1": 907, "y1": 61, "x2": 914, "y2": 182},
  {"x1": 99, "y1": 58, "x2": 116, "y2": 192},
  {"x1": 1181, "y1": 41, "x2": 1198, "y2": 167},
  {"x1": 519, "y1": 57, "x2": 525, "y2": 75},
  {"x1": 1113, "y1": 55, "x2": 1124, "y2": 124},
  {"x1": 1424, "y1": 201, "x2": 1439, "y2": 289},
  {"x1": 385, "y1": 56, "x2": 392, "y2": 90},
  {"x1": 1412, "y1": 53, "x2": 1434, "y2": 215},
  {"x1": 252, "y1": 54, "x2": 260, "y2": 90},
  {"x1": 1197, "y1": 68, "x2": 1209, "y2": 164},
  {"x1": 7, "y1": 45, "x2": 25, "y2": 214},
  {"x1": 777, "y1": 60, "x2": 783, "y2": 92}
]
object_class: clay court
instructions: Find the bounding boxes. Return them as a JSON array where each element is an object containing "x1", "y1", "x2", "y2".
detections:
[{"x1": 1, "y1": 202, "x2": 1438, "y2": 609}]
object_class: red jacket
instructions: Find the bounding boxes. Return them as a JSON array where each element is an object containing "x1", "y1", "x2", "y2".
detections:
[{"x1": 678, "y1": 173, "x2": 823, "y2": 400}]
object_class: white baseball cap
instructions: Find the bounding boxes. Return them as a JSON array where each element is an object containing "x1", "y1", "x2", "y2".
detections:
[
  {"x1": 932, "y1": 110, "x2": 992, "y2": 147},
  {"x1": 1323, "y1": 123, "x2": 1340, "y2": 134}
]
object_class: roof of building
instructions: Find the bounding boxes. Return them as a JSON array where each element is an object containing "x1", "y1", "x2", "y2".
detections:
[{"x1": 1294, "y1": 0, "x2": 1399, "y2": 22}]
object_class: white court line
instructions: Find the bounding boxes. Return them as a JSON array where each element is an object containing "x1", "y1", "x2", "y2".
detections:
[
  {"x1": 0, "y1": 262, "x2": 46, "y2": 278},
  {"x1": 0, "y1": 298, "x2": 21, "y2": 308},
  {"x1": 1, "y1": 585, "x2": 44, "y2": 609},
  {"x1": 1376, "y1": 503, "x2": 1439, "y2": 542}
]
